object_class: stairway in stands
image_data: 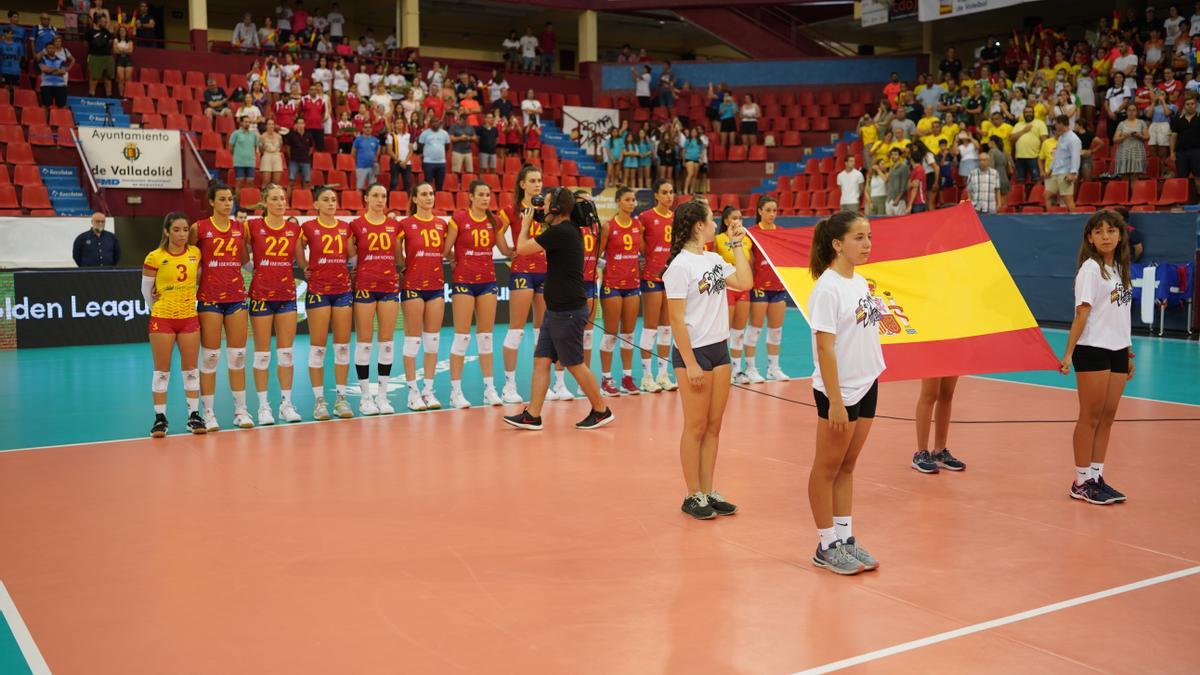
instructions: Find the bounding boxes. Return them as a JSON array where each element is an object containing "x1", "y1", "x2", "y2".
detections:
[
  {"x1": 67, "y1": 96, "x2": 132, "y2": 128},
  {"x1": 40, "y1": 166, "x2": 93, "y2": 216},
  {"x1": 539, "y1": 121, "x2": 606, "y2": 189}
]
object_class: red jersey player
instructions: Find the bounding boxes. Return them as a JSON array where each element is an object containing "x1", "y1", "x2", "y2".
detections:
[
  {"x1": 299, "y1": 186, "x2": 356, "y2": 420},
  {"x1": 636, "y1": 178, "x2": 678, "y2": 393},
  {"x1": 499, "y1": 165, "x2": 544, "y2": 404},
  {"x1": 246, "y1": 183, "x2": 303, "y2": 425},
  {"x1": 745, "y1": 195, "x2": 789, "y2": 384},
  {"x1": 598, "y1": 186, "x2": 643, "y2": 395},
  {"x1": 445, "y1": 180, "x2": 515, "y2": 408},
  {"x1": 349, "y1": 184, "x2": 402, "y2": 416},
  {"x1": 194, "y1": 183, "x2": 251, "y2": 431},
  {"x1": 397, "y1": 181, "x2": 447, "y2": 412}
]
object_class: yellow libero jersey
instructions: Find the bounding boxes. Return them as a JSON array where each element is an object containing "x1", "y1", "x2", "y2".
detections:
[
  {"x1": 714, "y1": 231, "x2": 752, "y2": 266},
  {"x1": 142, "y1": 245, "x2": 201, "y2": 319}
]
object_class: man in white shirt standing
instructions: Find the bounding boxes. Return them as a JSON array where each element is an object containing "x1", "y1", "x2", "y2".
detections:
[
  {"x1": 232, "y1": 13, "x2": 259, "y2": 51},
  {"x1": 275, "y1": 1, "x2": 293, "y2": 42},
  {"x1": 518, "y1": 27, "x2": 538, "y2": 74},
  {"x1": 966, "y1": 152, "x2": 1002, "y2": 213},
  {"x1": 835, "y1": 156, "x2": 866, "y2": 213},
  {"x1": 326, "y1": 2, "x2": 344, "y2": 43}
]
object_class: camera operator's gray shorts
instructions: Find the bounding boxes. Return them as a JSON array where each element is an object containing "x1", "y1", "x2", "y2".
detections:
[{"x1": 534, "y1": 306, "x2": 588, "y2": 367}]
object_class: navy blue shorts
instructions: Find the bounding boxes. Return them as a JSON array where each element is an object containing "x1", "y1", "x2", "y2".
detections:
[
  {"x1": 305, "y1": 291, "x2": 353, "y2": 309},
  {"x1": 601, "y1": 285, "x2": 640, "y2": 300},
  {"x1": 640, "y1": 279, "x2": 663, "y2": 294},
  {"x1": 198, "y1": 300, "x2": 248, "y2": 315},
  {"x1": 671, "y1": 341, "x2": 731, "y2": 371},
  {"x1": 510, "y1": 272, "x2": 547, "y2": 293},
  {"x1": 751, "y1": 289, "x2": 788, "y2": 304},
  {"x1": 534, "y1": 306, "x2": 588, "y2": 367},
  {"x1": 249, "y1": 299, "x2": 297, "y2": 316},
  {"x1": 451, "y1": 282, "x2": 498, "y2": 297},
  {"x1": 354, "y1": 290, "x2": 400, "y2": 303},
  {"x1": 585, "y1": 279, "x2": 598, "y2": 299},
  {"x1": 403, "y1": 288, "x2": 445, "y2": 302}
]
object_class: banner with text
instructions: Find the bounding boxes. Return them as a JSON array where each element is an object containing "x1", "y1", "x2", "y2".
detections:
[
  {"x1": 562, "y1": 106, "x2": 619, "y2": 159},
  {"x1": 78, "y1": 127, "x2": 182, "y2": 189},
  {"x1": 917, "y1": 0, "x2": 1031, "y2": 22}
]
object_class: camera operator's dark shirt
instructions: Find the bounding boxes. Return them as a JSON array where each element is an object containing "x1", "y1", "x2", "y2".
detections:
[{"x1": 535, "y1": 219, "x2": 585, "y2": 311}]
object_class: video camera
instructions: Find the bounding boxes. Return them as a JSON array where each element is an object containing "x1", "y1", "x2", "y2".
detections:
[{"x1": 530, "y1": 189, "x2": 601, "y2": 229}]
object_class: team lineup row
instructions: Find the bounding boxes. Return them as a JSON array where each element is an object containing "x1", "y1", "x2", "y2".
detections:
[{"x1": 140, "y1": 168, "x2": 793, "y2": 437}]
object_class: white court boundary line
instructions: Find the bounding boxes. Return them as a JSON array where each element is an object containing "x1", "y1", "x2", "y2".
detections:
[
  {"x1": 793, "y1": 565, "x2": 1200, "y2": 674},
  {"x1": 0, "y1": 581, "x2": 51, "y2": 675}
]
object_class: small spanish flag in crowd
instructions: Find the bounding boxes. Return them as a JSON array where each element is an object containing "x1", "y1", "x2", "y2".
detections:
[{"x1": 748, "y1": 204, "x2": 1059, "y2": 381}]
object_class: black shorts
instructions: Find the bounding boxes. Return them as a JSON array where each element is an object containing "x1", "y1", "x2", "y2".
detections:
[
  {"x1": 739, "y1": 120, "x2": 758, "y2": 135},
  {"x1": 638, "y1": 95, "x2": 653, "y2": 108},
  {"x1": 720, "y1": 118, "x2": 736, "y2": 133},
  {"x1": 671, "y1": 341, "x2": 731, "y2": 371},
  {"x1": 534, "y1": 306, "x2": 588, "y2": 367},
  {"x1": 1072, "y1": 345, "x2": 1130, "y2": 373},
  {"x1": 1175, "y1": 148, "x2": 1200, "y2": 179},
  {"x1": 813, "y1": 380, "x2": 879, "y2": 421},
  {"x1": 706, "y1": 107, "x2": 719, "y2": 121}
]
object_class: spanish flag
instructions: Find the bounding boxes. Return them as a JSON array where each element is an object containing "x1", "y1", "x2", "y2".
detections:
[{"x1": 749, "y1": 204, "x2": 1059, "y2": 381}]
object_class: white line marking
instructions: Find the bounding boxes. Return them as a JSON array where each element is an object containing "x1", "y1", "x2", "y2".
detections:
[
  {"x1": 969, "y1": 375, "x2": 1200, "y2": 409},
  {"x1": 0, "y1": 580, "x2": 51, "y2": 675},
  {"x1": 793, "y1": 565, "x2": 1200, "y2": 674}
]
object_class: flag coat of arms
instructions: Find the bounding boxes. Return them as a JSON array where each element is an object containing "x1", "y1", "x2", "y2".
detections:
[{"x1": 748, "y1": 203, "x2": 1059, "y2": 381}]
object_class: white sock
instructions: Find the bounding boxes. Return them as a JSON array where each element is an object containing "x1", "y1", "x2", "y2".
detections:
[
  {"x1": 154, "y1": 403, "x2": 166, "y2": 414},
  {"x1": 1075, "y1": 466, "x2": 1090, "y2": 486},
  {"x1": 186, "y1": 397, "x2": 199, "y2": 413},
  {"x1": 504, "y1": 370, "x2": 516, "y2": 386},
  {"x1": 834, "y1": 516, "x2": 852, "y2": 542},
  {"x1": 767, "y1": 354, "x2": 780, "y2": 370},
  {"x1": 818, "y1": 527, "x2": 838, "y2": 550},
  {"x1": 257, "y1": 391, "x2": 269, "y2": 408},
  {"x1": 483, "y1": 376, "x2": 494, "y2": 389},
  {"x1": 451, "y1": 379, "x2": 462, "y2": 394},
  {"x1": 336, "y1": 384, "x2": 346, "y2": 397},
  {"x1": 732, "y1": 355, "x2": 742, "y2": 371},
  {"x1": 312, "y1": 386, "x2": 323, "y2": 400},
  {"x1": 555, "y1": 370, "x2": 566, "y2": 388},
  {"x1": 407, "y1": 379, "x2": 418, "y2": 393},
  {"x1": 1089, "y1": 462, "x2": 1104, "y2": 481},
  {"x1": 364, "y1": 381, "x2": 376, "y2": 397},
  {"x1": 232, "y1": 390, "x2": 246, "y2": 411},
  {"x1": 641, "y1": 357, "x2": 651, "y2": 375},
  {"x1": 423, "y1": 378, "x2": 433, "y2": 394},
  {"x1": 280, "y1": 389, "x2": 291, "y2": 404},
  {"x1": 201, "y1": 394, "x2": 215, "y2": 413},
  {"x1": 378, "y1": 376, "x2": 390, "y2": 394}
]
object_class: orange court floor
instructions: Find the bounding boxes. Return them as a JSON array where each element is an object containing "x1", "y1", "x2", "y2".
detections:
[{"x1": 0, "y1": 376, "x2": 1198, "y2": 674}]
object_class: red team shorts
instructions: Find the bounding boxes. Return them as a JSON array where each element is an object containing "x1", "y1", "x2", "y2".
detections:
[
  {"x1": 149, "y1": 316, "x2": 200, "y2": 334},
  {"x1": 726, "y1": 288, "x2": 750, "y2": 305}
]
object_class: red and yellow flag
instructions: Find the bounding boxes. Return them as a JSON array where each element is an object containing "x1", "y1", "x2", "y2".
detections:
[{"x1": 748, "y1": 204, "x2": 1059, "y2": 381}]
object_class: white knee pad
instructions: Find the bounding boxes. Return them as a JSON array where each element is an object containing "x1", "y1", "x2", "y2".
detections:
[
  {"x1": 600, "y1": 333, "x2": 617, "y2": 352},
  {"x1": 451, "y1": 332, "x2": 471, "y2": 356},
  {"x1": 403, "y1": 335, "x2": 421, "y2": 358},
  {"x1": 638, "y1": 329, "x2": 657, "y2": 351},
  {"x1": 226, "y1": 347, "x2": 246, "y2": 370},
  {"x1": 200, "y1": 347, "x2": 221, "y2": 374},
  {"x1": 152, "y1": 370, "x2": 170, "y2": 393},
  {"x1": 766, "y1": 326, "x2": 783, "y2": 346},
  {"x1": 378, "y1": 341, "x2": 394, "y2": 365},
  {"x1": 355, "y1": 342, "x2": 373, "y2": 366},
  {"x1": 476, "y1": 332, "x2": 494, "y2": 354},
  {"x1": 744, "y1": 325, "x2": 762, "y2": 347},
  {"x1": 422, "y1": 332, "x2": 440, "y2": 355},
  {"x1": 583, "y1": 330, "x2": 593, "y2": 351},
  {"x1": 182, "y1": 369, "x2": 200, "y2": 392},
  {"x1": 503, "y1": 328, "x2": 524, "y2": 350},
  {"x1": 618, "y1": 332, "x2": 634, "y2": 350},
  {"x1": 729, "y1": 330, "x2": 744, "y2": 351},
  {"x1": 276, "y1": 347, "x2": 294, "y2": 368},
  {"x1": 308, "y1": 345, "x2": 327, "y2": 368},
  {"x1": 253, "y1": 351, "x2": 272, "y2": 370},
  {"x1": 333, "y1": 343, "x2": 351, "y2": 366},
  {"x1": 656, "y1": 325, "x2": 672, "y2": 346}
]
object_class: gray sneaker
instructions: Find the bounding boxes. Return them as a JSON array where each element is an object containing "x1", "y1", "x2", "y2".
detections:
[
  {"x1": 811, "y1": 540, "x2": 865, "y2": 575},
  {"x1": 843, "y1": 536, "x2": 878, "y2": 571}
]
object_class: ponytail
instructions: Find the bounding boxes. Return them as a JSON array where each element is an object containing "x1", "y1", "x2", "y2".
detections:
[
  {"x1": 809, "y1": 210, "x2": 864, "y2": 279},
  {"x1": 667, "y1": 201, "x2": 709, "y2": 265}
]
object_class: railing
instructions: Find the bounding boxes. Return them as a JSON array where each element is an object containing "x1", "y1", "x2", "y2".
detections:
[
  {"x1": 70, "y1": 127, "x2": 111, "y2": 216},
  {"x1": 731, "y1": 6, "x2": 859, "y2": 57}
]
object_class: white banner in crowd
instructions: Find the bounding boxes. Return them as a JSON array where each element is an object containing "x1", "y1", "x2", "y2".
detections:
[
  {"x1": 0, "y1": 217, "x2": 99, "y2": 268},
  {"x1": 917, "y1": 0, "x2": 1032, "y2": 22},
  {"x1": 77, "y1": 127, "x2": 182, "y2": 189},
  {"x1": 561, "y1": 106, "x2": 619, "y2": 157}
]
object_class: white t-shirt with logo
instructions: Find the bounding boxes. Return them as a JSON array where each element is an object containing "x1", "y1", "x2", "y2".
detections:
[
  {"x1": 836, "y1": 169, "x2": 865, "y2": 207},
  {"x1": 663, "y1": 249, "x2": 736, "y2": 349},
  {"x1": 808, "y1": 268, "x2": 886, "y2": 405},
  {"x1": 1074, "y1": 258, "x2": 1132, "y2": 350}
]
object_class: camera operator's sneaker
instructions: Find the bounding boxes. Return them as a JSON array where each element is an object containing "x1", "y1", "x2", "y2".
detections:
[
  {"x1": 681, "y1": 492, "x2": 716, "y2": 520},
  {"x1": 640, "y1": 373, "x2": 662, "y2": 393},
  {"x1": 501, "y1": 382, "x2": 524, "y2": 404},
  {"x1": 812, "y1": 540, "x2": 865, "y2": 575},
  {"x1": 575, "y1": 407, "x2": 614, "y2": 430},
  {"x1": 503, "y1": 409, "x2": 543, "y2": 430}
]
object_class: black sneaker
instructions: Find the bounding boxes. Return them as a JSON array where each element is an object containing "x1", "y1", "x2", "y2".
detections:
[
  {"x1": 933, "y1": 448, "x2": 966, "y2": 471},
  {"x1": 186, "y1": 411, "x2": 207, "y2": 435},
  {"x1": 706, "y1": 491, "x2": 738, "y2": 516},
  {"x1": 150, "y1": 413, "x2": 168, "y2": 438},
  {"x1": 575, "y1": 407, "x2": 614, "y2": 430},
  {"x1": 681, "y1": 493, "x2": 716, "y2": 520},
  {"x1": 1069, "y1": 479, "x2": 1114, "y2": 505},
  {"x1": 502, "y1": 409, "x2": 543, "y2": 430},
  {"x1": 1096, "y1": 476, "x2": 1126, "y2": 503},
  {"x1": 912, "y1": 450, "x2": 939, "y2": 473}
]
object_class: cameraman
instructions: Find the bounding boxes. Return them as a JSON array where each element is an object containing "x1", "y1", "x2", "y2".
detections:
[{"x1": 503, "y1": 188, "x2": 614, "y2": 431}]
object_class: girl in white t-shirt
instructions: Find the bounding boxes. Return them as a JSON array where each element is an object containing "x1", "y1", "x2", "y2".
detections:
[
  {"x1": 1060, "y1": 210, "x2": 1134, "y2": 506},
  {"x1": 662, "y1": 201, "x2": 753, "y2": 520},
  {"x1": 806, "y1": 211, "x2": 886, "y2": 575}
]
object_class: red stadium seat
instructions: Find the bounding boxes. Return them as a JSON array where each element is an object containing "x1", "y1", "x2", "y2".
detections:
[
  {"x1": 48, "y1": 108, "x2": 74, "y2": 128},
  {"x1": 312, "y1": 152, "x2": 334, "y2": 171},
  {"x1": 434, "y1": 191, "x2": 454, "y2": 212},
  {"x1": 131, "y1": 96, "x2": 155, "y2": 115},
  {"x1": 291, "y1": 188, "x2": 314, "y2": 211},
  {"x1": 1023, "y1": 183, "x2": 1045, "y2": 205},
  {"x1": 748, "y1": 145, "x2": 768, "y2": 161},
  {"x1": 200, "y1": 132, "x2": 223, "y2": 152},
  {"x1": 180, "y1": 99, "x2": 203, "y2": 117},
  {"x1": 481, "y1": 174, "x2": 500, "y2": 191},
  {"x1": 727, "y1": 145, "x2": 747, "y2": 162},
  {"x1": 0, "y1": 125, "x2": 23, "y2": 145},
  {"x1": 0, "y1": 183, "x2": 17, "y2": 208},
  {"x1": 229, "y1": 74, "x2": 249, "y2": 91},
  {"x1": 12, "y1": 89, "x2": 38, "y2": 108},
  {"x1": 782, "y1": 131, "x2": 801, "y2": 147},
  {"x1": 214, "y1": 115, "x2": 236, "y2": 135},
  {"x1": 162, "y1": 69, "x2": 184, "y2": 86},
  {"x1": 208, "y1": 73, "x2": 228, "y2": 90},
  {"x1": 1099, "y1": 180, "x2": 1129, "y2": 206},
  {"x1": 140, "y1": 113, "x2": 164, "y2": 129},
  {"x1": 1074, "y1": 181, "x2": 1102, "y2": 207},
  {"x1": 155, "y1": 98, "x2": 179, "y2": 115},
  {"x1": 325, "y1": 170, "x2": 348, "y2": 188},
  {"x1": 388, "y1": 191, "x2": 410, "y2": 212},
  {"x1": 0, "y1": 106, "x2": 16, "y2": 126},
  {"x1": 21, "y1": 185, "x2": 51, "y2": 209},
  {"x1": 13, "y1": 164, "x2": 42, "y2": 187},
  {"x1": 213, "y1": 149, "x2": 232, "y2": 169},
  {"x1": 190, "y1": 115, "x2": 213, "y2": 134},
  {"x1": 4, "y1": 142, "x2": 35, "y2": 165},
  {"x1": 503, "y1": 156, "x2": 523, "y2": 175},
  {"x1": 56, "y1": 130, "x2": 75, "y2": 148},
  {"x1": 1128, "y1": 179, "x2": 1157, "y2": 206},
  {"x1": 124, "y1": 81, "x2": 146, "y2": 98},
  {"x1": 443, "y1": 173, "x2": 460, "y2": 192},
  {"x1": 238, "y1": 187, "x2": 261, "y2": 207},
  {"x1": 1155, "y1": 178, "x2": 1189, "y2": 207},
  {"x1": 19, "y1": 107, "x2": 46, "y2": 127},
  {"x1": 27, "y1": 125, "x2": 55, "y2": 146},
  {"x1": 335, "y1": 153, "x2": 356, "y2": 172},
  {"x1": 340, "y1": 190, "x2": 364, "y2": 211},
  {"x1": 138, "y1": 67, "x2": 160, "y2": 83}
]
